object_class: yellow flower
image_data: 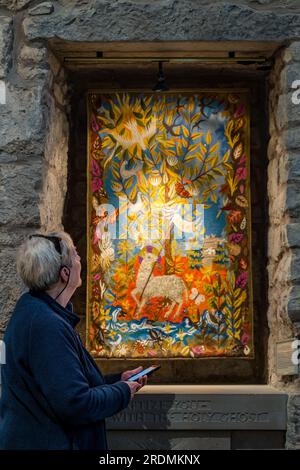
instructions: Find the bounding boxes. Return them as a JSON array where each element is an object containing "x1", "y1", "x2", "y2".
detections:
[
  {"x1": 163, "y1": 324, "x2": 174, "y2": 334},
  {"x1": 99, "y1": 308, "x2": 111, "y2": 323},
  {"x1": 201, "y1": 266, "x2": 215, "y2": 282},
  {"x1": 185, "y1": 273, "x2": 194, "y2": 283},
  {"x1": 176, "y1": 329, "x2": 187, "y2": 341},
  {"x1": 108, "y1": 330, "x2": 118, "y2": 340}
]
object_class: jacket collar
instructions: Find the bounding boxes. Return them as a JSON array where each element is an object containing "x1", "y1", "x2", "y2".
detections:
[{"x1": 29, "y1": 290, "x2": 80, "y2": 328}]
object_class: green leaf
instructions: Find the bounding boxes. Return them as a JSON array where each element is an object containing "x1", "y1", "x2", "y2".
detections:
[
  {"x1": 116, "y1": 113, "x2": 123, "y2": 126},
  {"x1": 115, "y1": 145, "x2": 123, "y2": 155},
  {"x1": 141, "y1": 99, "x2": 147, "y2": 111}
]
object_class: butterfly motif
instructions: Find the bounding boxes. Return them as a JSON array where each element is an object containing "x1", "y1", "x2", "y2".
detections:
[
  {"x1": 149, "y1": 329, "x2": 165, "y2": 346},
  {"x1": 175, "y1": 182, "x2": 192, "y2": 199},
  {"x1": 189, "y1": 288, "x2": 205, "y2": 305}
]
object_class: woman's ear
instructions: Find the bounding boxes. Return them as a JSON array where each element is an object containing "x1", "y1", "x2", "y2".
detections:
[{"x1": 60, "y1": 265, "x2": 70, "y2": 282}]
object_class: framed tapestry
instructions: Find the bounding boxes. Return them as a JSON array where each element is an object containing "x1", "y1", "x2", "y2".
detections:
[{"x1": 87, "y1": 91, "x2": 253, "y2": 359}]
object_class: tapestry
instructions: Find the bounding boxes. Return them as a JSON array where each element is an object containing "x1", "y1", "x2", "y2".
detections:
[{"x1": 87, "y1": 91, "x2": 253, "y2": 358}]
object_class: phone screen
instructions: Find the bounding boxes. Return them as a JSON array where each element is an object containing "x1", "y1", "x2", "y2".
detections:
[{"x1": 127, "y1": 365, "x2": 160, "y2": 382}]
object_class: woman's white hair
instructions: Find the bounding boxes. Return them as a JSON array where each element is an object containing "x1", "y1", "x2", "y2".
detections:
[{"x1": 16, "y1": 231, "x2": 74, "y2": 291}]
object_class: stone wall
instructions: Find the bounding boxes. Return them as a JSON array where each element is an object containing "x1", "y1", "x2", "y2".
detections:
[
  {"x1": 0, "y1": 0, "x2": 300, "y2": 449},
  {"x1": 267, "y1": 42, "x2": 300, "y2": 449},
  {"x1": 0, "y1": 12, "x2": 69, "y2": 336}
]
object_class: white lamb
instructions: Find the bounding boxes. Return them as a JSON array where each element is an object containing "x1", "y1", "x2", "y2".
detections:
[{"x1": 131, "y1": 252, "x2": 188, "y2": 319}]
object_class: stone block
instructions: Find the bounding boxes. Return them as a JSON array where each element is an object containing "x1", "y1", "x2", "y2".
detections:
[
  {"x1": 0, "y1": 82, "x2": 47, "y2": 154},
  {"x1": 39, "y1": 169, "x2": 66, "y2": 231},
  {"x1": 287, "y1": 286, "x2": 300, "y2": 322},
  {"x1": 0, "y1": 228, "x2": 32, "y2": 247},
  {"x1": 0, "y1": 248, "x2": 24, "y2": 334},
  {"x1": 108, "y1": 430, "x2": 231, "y2": 450},
  {"x1": 0, "y1": 0, "x2": 30, "y2": 10},
  {"x1": 106, "y1": 386, "x2": 287, "y2": 431},
  {"x1": 17, "y1": 44, "x2": 49, "y2": 80},
  {"x1": 272, "y1": 252, "x2": 292, "y2": 286},
  {"x1": 275, "y1": 92, "x2": 300, "y2": 131},
  {"x1": 28, "y1": 2, "x2": 54, "y2": 16},
  {"x1": 280, "y1": 63, "x2": 300, "y2": 95},
  {"x1": 281, "y1": 128, "x2": 300, "y2": 150},
  {"x1": 0, "y1": 16, "x2": 13, "y2": 79},
  {"x1": 291, "y1": 249, "x2": 300, "y2": 285},
  {"x1": 287, "y1": 152, "x2": 300, "y2": 183},
  {"x1": 268, "y1": 186, "x2": 286, "y2": 225},
  {"x1": 283, "y1": 41, "x2": 300, "y2": 64},
  {"x1": 0, "y1": 160, "x2": 42, "y2": 226},
  {"x1": 286, "y1": 223, "x2": 300, "y2": 248},
  {"x1": 286, "y1": 182, "x2": 300, "y2": 219},
  {"x1": 286, "y1": 394, "x2": 300, "y2": 449},
  {"x1": 268, "y1": 225, "x2": 284, "y2": 262},
  {"x1": 23, "y1": 1, "x2": 300, "y2": 42}
]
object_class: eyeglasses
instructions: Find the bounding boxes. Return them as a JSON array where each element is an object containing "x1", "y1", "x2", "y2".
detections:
[{"x1": 29, "y1": 234, "x2": 62, "y2": 256}]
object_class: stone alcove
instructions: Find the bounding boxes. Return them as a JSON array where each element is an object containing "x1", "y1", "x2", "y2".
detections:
[
  {"x1": 63, "y1": 52, "x2": 270, "y2": 386},
  {"x1": 1, "y1": 0, "x2": 300, "y2": 449}
]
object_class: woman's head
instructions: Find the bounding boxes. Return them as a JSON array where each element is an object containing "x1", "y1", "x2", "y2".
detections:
[{"x1": 16, "y1": 231, "x2": 81, "y2": 293}]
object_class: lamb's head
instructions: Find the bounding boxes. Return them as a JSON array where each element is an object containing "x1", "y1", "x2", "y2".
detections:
[{"x1": 142, "y1": 252, "x2": 157, "y2": 264}]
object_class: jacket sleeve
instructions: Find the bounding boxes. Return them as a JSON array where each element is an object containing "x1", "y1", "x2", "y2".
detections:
[
  {"x1": 104, "y1": 373, "x2": 122, "y2": 384},
  {"x1": 28, "y1": 313, "x2": 131, "y2": 426}
]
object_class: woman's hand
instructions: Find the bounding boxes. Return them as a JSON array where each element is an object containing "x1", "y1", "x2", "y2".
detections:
[
  {"x1": 121, "y1": 366, "x2": 148, "y2": 398},
  {"x1": 124, "y1": 380, "x2": 144, "y2": 401},
  {"x1": 121, "y1": 366, "x2": 147, "y2": 385}
]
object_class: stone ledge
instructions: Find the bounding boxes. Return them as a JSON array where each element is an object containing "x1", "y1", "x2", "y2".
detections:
[
  {"x1": 136, "y1": 384, "x2": 285, "y2": 395},
  {"x1": 107, "y1": 385, "x2": 287, "y2": 431}
]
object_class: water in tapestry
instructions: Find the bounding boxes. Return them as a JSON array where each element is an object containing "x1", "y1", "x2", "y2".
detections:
[{"x1": 87, "y1": 92, "x2": 253, "y2": 358}]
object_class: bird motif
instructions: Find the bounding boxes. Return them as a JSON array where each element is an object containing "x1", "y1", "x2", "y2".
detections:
[
  {"x1": 112, "y1": 117, "x2": 156, "y2": 150},
  {"x1": 120, "y1": 160, "x2": 143, "y2": 179}
]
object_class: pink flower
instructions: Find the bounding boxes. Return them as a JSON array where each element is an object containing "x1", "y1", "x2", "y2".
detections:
[
  {"x1": 91, "y1": 158, "x2": 101, "y2": 177},
  {"x1": 91, "y1": 114, "x2": 100, "y2": 132},
  {"x1": 241, "y1": 331, "x2": 250, "y2": 345},
  {"x1": 191, "y1": 345, "x2": 206, "y2": 356},
  {"x1": 93, "y1": 274, "x2": 101, "y2": 281},
  {"x1": 148, "y1": 350, "x2": 157, "y2": 357},
  {"x1": 236, "y1": 272, "x2": 248, "y2": 289},
  {"x1": 234, "y1": 104, "x2": 246, "y2": 118},
  {"x1": 229, "y1": 233, "x2": 244, "y2": 243},
  {"x1": 239, "y1": 154, "x2": 247, "y2": 165},
  {"x1": 236, "y1": 166, "x2": 247, "y2": 182},
  {"x1": 92, "y1": 177, "x2": 103, "y2": 193}
]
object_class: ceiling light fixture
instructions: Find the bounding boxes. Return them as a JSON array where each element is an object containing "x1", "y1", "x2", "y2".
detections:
[{"x1": 152, "y1": 61, "x2": 169, "y2": 92}]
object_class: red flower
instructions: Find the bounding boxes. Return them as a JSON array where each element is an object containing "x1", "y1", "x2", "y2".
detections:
[{"x1": 228, "y1": 210, "x2": 242, "y2": 224}]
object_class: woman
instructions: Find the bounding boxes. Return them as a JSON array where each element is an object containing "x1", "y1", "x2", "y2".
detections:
[{"x1": 0, "y1": 232, "x2": 147, "y2": 450}]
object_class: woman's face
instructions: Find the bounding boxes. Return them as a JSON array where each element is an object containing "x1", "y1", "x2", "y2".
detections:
[{"x1": 69, "y1": 245, "x2": 82, "y2": 289}]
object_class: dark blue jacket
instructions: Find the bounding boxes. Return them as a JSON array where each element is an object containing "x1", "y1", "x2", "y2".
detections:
[{"x1": 0, "y1": 290, "x2": 131, "y2": 450}]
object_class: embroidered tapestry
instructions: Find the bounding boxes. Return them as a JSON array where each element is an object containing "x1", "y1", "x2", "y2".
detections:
[{"x1": 87, "y1": 91, "x2": 253, "y2": 358}]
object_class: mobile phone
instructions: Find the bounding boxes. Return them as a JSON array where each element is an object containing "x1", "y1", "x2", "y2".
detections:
[{"x1": 127, "y1": 365, "x2": 161, "y2": 382}]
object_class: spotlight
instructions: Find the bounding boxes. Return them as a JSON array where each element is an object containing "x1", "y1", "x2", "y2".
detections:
[{"x1": 152, "y1": 61, "x2": 169, "y2": 92}]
